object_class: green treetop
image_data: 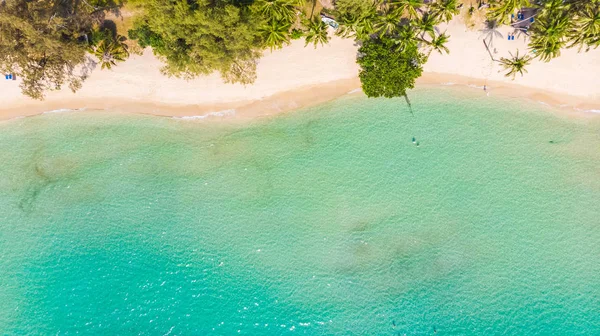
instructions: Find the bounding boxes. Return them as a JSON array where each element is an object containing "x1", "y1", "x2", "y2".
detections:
[
  {"x1": 357, "y1": 36, "x2": 427, "y2": 99},
  {"x1": 128, "y1": 0, "x2": 265, "y2": 84},
  {"x1": 0, "y1": 0, "x2": 123, "y2": 99}
]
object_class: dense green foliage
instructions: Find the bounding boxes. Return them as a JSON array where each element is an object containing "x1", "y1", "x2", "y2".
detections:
[
  {"x1": 0, "y1": 0, "x2": 123, "y2": 99},
  {"x1": 333, "y1": 0, "x2": 377, "y2": 39},
  {"x1": 254, "y1": 0, "x2": 305, "y2": 49},
  {"x1": 127, "y1": 0, "x2": 264, "y2": 84},
  {"x1": 431, "y1": 0, "x2": 460, "y2": 23},
  {"x1": 358, "y1": 37, "x2": 426, "y2": 98},
  {"x1": 488, "y1": 0, "x2": 531, "y2": 24},
  {"x1": 529, "y1": 0, "x2": 600, "y2": 61},
  {"x1": 304, "y1": 16, "x2": 330, "y2": 47},
  {"x1": 485, "y1": 0, "x2": 599, "y2": 62},
  {"x1": 127, "y1": 0, "x2": 311, "y2": 84},
  {"x1": 260, "y1": 19, "x2": 292, "y2": 50},
  {"x1": 336, "y1": 0, "x2": 446, "y2": 99},
  {"x1": 1, "y1": 0, "x2": 597, "y2": 100}
]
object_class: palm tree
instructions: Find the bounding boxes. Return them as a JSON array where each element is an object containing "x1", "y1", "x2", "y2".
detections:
[
  {"x1": 487, "y1": 0, "x2": 531, "y2": 25},
  {"x1": 336, "y1": 12, "x2": 376, "y2": 39},
  {"x1": 91, "y1": 35, "x2": 129, "y2": 70},
  {"x1": 255, "y1": 0, "x2": 299, "y2": 23},
  {"x1": 304, "y1": 16, "x2": 329, "y2": 48},
  {"x1": 498, "y1": 50, "x2": 533, "y2": 79},
  {"x1": 374, "y1": 9, "x2": 401, "y2": 36},
  {"x1": 479, "y1": 20, "x2": 503, "y2": 48},
  {"x1": 390, "y1": 0, "x2": 423, "y2": 20},
  {"x1": 423, "y1": 31, "x2": 450, "y2": 55},
  {"x1": 392, "y1": 24, "x2": 419, "y2": 52},
  {"x1": 540, "y1": 0, "x2": 569, "y2": 14},
  {"x1": 565, "y1": 0, "x2": 591, "y2": 11},
  {"x1": 260, "y1": 20, "x2": 291, "y2": 50},
  {"x1": 353, "y1": 14, "x2": 377, "y2": 39},
  {"x1": 529, "y1": 13, "x2": 570, "y2": 62},
  {"x1": 333, "y1": 0, "x2": 377, "y2": 39},
  {"x1": 568, "y1": 4, "x2": 600, "y2": 51},
  {"x1": 415, "y1": 12, "x2": 438, "y2": 39},
  {"x1": 431, "y1": 0, "x2": 460, "y2": 23}
]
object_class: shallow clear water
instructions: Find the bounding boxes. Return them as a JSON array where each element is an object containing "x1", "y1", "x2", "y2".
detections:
[{"x1": 1, "y1": 88, "x2": 599, "y2": 335}]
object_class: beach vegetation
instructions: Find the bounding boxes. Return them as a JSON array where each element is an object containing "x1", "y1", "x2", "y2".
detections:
[
  {"x1": 332, "y1": 0, "x2": 454, "y2": 100},
  {"x1": 415, "y1": 12, "x2": 439, "y2": 39},
  {"x1": 487, "y1": 0, "x2": 531, "y2": 25},
  {"x1": 392, "y1": 24, "x2": 419, "y2": 52},
  {"x1": 528, "y1": 0, "x2": 570, "y2": 61},
  {"x1": 527, "y1": 0, "x2": 600, "y2": 61},
  {"x1": 127, "y1": 0, "x2": 264, "y2": 84},
  {"x1": 357, "y1": 36, "x2": 426, "y2": 99},
  {"x1": 127, "y1": 0, "x2": 318, "y2": 84},
  {"x1": 391, "y1": 0, "x2": 424, "y2": 21},
  {"x1": 332, "y1": 0, "x2": 377, "y2": 39},
  {"x1": 304, "y1": 15, "x2": 330, "y2": 47},
  {"x1": 567, "y1": 2, "x2": 600, "y2": 51},
  {"x1": 431, "y1": 0, "x2": 460, "y2": 23},
  {"x1": 422, "y1": 31, "x2": 451, "y2": 55},
  {"x1": 255, "y1": 0, "x2": 302, "y2": 22},
  {"x1": 0, "y1": 0, "x2": 125, "y2": 99},
  {"x1": 498, "y1": 50, "x2": 532, "y2": 79},
  {"x1": 89, "y1": 32, "x2": 130, "y2": 70},
  {"x1": 261, "y1": 20, "x2": 293, "y2": 50},
  {"x1": 291, "y1": 28, "x2": 305, "y2": 39},
  {"x1": 374, "y1": 9, "x2": 402, "y2": 36}
]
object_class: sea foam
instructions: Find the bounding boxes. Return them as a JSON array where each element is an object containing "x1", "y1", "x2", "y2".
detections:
[
  {"x1": 43, "y1": 108, "x2": 86, "y2": 114},
  {"x1": 172, "y1": 109, "x2": 236, "y2": 120},
  {"x1": 572, "y1": 107, "x2": 600, "y2": 114}
]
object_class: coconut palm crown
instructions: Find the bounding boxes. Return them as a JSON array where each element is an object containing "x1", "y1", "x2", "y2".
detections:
[
  {"x1": 567, "y1": 4, "x2": 600, "y2": 51},
  {"x1": 304, "y1": 16, "x2": 330, "y2": 48},
  {"x1": 423, "y1": 31, "x2": 451, "y2": 55},
  {"x1": 374, "y1": 9, "x2": 401, "y2": 36},
  {"x1": 529, "y1": 10, "x2": 570, "y2": 61},
  {"x1": 431, "y1": 0, "x2": 460, "y2": 23},
  {"x1": 498, "y1": 50, "x2": 533, "y2": 79},
  {"x1": 254, "y1": 0, "x2": 300, "y2": 22},
  {"x1": 261, "y1": 20, "x2": 292, "y2": 50},
  {"x1": 90, "y1": 35, "x2": 129, "y2": 70},
  {"x1": 390, "y1": 0, "x2": 424, "y2": 20},
  {"x1": 488, "y1": 0, "x2": 531, "y2": 24}
]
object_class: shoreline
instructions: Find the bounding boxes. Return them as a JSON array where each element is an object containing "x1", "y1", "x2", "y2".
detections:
[
  {"x1": 2, "y1": 15, "x2": 600, "y2": 123},
  {"x1": 1, "y1": 73, "x2": 598, "y2": 123},
  {"x1": 418, "y1": 73, "x2": 600, "y2": 116}
]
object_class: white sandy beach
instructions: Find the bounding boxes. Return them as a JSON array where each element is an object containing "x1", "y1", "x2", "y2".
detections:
[
  {"x1": 1, "y1": 16, "x2": 599, "y2": 121},
  {"x1": 423, "y1": 18, "x2": 600, "y2": 109}
]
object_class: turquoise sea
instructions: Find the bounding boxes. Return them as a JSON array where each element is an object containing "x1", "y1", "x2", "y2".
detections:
[{"x1": 1, "y1": 88, "x2": 599, "y2": 335}]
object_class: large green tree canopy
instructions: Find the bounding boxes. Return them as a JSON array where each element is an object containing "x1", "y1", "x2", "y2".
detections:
[
  {"x1": 0, "y1": 0, "x2": 119, "y2": 99},
  {"x1": 357, "y1": 36, "x2": 427, "y2": 99},
  {"x1": 128, "y1": 0, "x2": 265, "y2": 84}
]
